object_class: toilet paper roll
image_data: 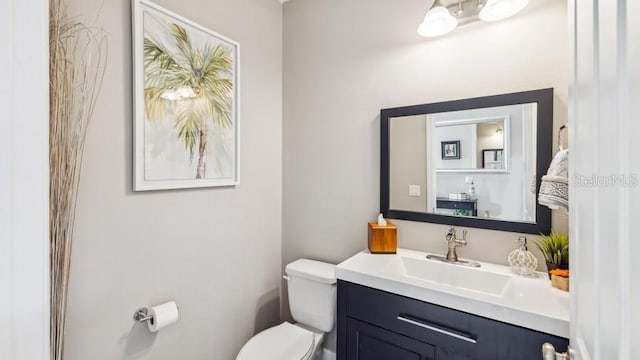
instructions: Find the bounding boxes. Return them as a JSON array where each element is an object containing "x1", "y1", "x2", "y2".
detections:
[{"x1": 148, "y1": 301, "x2": 179, "y2": 332}]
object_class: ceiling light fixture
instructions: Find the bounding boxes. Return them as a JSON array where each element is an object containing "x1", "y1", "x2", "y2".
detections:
[
  {"x1": 417, "y1": 5, "x2": 458, "y2": 38},
  {"x1": 479, "y1": 0, "x2": 529, "y2": 22},
  {"x1": 417, "y1": 0, "x2": 529, "y2": 38}
]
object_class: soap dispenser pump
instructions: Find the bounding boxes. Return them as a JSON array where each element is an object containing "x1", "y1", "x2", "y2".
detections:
[
  {"x1": 507, "y1": 236, "x2": 538, "y2": 277},
  {"x1": 465, "y1": 176, "x2": 477, "y2": 200}
]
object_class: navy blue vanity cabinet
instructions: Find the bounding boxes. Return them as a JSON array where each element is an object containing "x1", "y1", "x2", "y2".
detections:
[{"x1": 337, "y1": 280, "x2": 569, "y2": 360}]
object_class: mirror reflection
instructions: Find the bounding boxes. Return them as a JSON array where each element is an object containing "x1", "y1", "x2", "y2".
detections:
[{"x1": 389, "y1": 103, "x2": 538, "y2": 223}]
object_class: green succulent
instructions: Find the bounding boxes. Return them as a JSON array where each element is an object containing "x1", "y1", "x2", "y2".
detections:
[{"x1": 534, "y1": 231, "x2": 569, "y2": 265}]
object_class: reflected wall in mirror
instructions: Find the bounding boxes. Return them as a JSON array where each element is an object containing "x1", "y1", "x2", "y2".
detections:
[
  {"x1": 381, "y1": 89, "x2": 552, "y2": 234},
  {"x1": 432, "y1": 113, "x2": 511, "y2": 171}
]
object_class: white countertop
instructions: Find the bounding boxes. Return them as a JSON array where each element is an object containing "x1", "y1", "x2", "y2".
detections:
[{"x1": 335, "y1": 248, "x2": 570, "y2": 338}]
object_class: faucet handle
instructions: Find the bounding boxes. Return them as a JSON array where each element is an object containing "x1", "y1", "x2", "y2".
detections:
[{"x1": 455, "y1": 229, "x2": 468, "y2": 246}]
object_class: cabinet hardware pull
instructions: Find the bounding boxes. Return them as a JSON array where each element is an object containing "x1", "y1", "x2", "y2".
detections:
[{"x1": 396, "y1": 315, "x2": 477, "y2": 344}]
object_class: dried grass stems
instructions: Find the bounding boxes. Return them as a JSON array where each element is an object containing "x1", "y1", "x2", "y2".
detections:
[{"x1": 49, "y1": 0, "x2": 107, "y2": 358}]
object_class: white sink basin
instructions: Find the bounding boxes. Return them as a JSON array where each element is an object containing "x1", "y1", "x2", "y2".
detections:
[
  {"x1": 336, "y1": 248, "x2": 570, "y2": 338},
  {"x1": 401, "y1": 256, "x2": 511, "y2": 297}
]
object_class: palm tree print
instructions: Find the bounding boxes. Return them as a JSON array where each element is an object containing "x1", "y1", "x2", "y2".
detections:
[{"x1": 144, "y1": 22, "x2": 233, "y2": 179}]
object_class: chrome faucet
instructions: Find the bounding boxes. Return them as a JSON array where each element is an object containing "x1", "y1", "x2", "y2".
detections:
[
  {"x1": 445, "y1": 226, "x2": 467, "y2": 262},
  {"x1": 426, "y1": 226, "x2": 480, "y2": 267}
]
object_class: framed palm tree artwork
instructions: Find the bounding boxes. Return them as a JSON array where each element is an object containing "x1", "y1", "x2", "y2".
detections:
[{"x1": 132, "y1": 0, "x2": 239, "y2": 190}]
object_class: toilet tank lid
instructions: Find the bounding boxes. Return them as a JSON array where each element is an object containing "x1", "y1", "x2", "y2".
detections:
[{"x1": 285, "y1": 259, "x2": 336, "y2": 284}]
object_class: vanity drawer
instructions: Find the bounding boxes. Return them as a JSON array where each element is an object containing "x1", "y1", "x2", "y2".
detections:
[
  {"x1": 344, "y1": 281, "x2": 479, "y2": 355},
  {"x1": 339, "y1": 280, "x2": 569, "y2": 360}
]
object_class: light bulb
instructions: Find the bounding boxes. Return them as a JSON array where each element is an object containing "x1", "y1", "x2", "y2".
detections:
[
  {"x1": 479, "y1": 0, "x2": 528, "y2": 22},
  {"x1": 417, "y1": 6, "x2": 458, "y2": 38}
]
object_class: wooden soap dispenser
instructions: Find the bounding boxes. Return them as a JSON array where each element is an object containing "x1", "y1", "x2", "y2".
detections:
[{"x1": 368, "y1": 214, "x2": 397, "y2": 254}]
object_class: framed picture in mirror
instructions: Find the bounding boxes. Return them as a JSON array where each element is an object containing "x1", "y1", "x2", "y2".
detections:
[
  {"x1": 441, "y1": 140, "x2": 461, "y2": 160},
  {"x1": 482, "y1": 149, "x2": 504, "y2": 169}
]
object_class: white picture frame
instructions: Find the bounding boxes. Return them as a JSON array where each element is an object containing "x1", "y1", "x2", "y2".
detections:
[{"x1": 132, "y1": 0, "x2": 240, "y2": 191}]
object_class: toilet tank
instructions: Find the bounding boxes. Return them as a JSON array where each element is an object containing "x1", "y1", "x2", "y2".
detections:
[{"x1": 285, "y1": 259, "x2": 336, "y2": 333}]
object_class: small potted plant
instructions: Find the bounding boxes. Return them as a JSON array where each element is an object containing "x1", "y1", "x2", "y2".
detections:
[{"x1": 533, "y1": 231, "x2": 569, "y2": 279}]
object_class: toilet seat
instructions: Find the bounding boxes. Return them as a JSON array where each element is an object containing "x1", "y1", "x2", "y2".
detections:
[{"x1": 236, "y1": 322, "x2": 315, "y2": 360}]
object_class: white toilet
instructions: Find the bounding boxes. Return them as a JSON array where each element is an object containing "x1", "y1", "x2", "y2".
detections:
[{"x1": 236, "y1": 259, "x2": 337, "y2": 360}]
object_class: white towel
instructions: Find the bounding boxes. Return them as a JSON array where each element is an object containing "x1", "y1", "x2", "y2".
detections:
[{"x1": 538, "y1": 149, "x2": 569, "y2": 215}]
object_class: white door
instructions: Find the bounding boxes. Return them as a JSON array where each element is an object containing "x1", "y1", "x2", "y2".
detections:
[
  {"x1": 569, "y1": 0, "x2": 639, "y2": 359},
  {"x1": 0, "y1": 0, "x2": 50, "y2": 359}
]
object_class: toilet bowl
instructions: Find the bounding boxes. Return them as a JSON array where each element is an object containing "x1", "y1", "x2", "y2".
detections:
[
  {"x1": 236, "y1": 259, "x2": 336, "y2": 360},
  {"x1": 235, "y1": 322, "x2": 324, "y2": 360}
]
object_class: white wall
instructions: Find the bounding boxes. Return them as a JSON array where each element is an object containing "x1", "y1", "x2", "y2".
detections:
[
  {"x1": 283, "y1": 0, "x2": 568, "y2": 352},
  {"x1": 64, "y1": 0, "x2": 282, "y2": 359},
  {"x1": 0, "y1": 0, "x2": 50, "y2": 360}
]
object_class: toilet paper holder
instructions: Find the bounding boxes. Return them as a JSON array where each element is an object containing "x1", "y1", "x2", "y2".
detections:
[
  {"x1": 133, "y1": 307, "x2": 153, "y2": 323},
  {"x1": 132, "y1": 301, "x2": 179, "y2": 332}
]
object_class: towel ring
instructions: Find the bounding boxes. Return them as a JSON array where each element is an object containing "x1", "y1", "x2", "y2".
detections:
[{"x1": 557, "y1": 124, "x2": 567, "y2": 150}]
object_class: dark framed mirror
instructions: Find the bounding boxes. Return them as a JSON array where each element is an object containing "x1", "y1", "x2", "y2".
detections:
[{"x1": 380, "y1": 88, "x2": 553, "y2": 234}]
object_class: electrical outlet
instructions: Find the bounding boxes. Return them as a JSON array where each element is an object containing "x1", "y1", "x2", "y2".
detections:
[{"x1": 409, "y1": 185, "x2": 421, "y2": 197}]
